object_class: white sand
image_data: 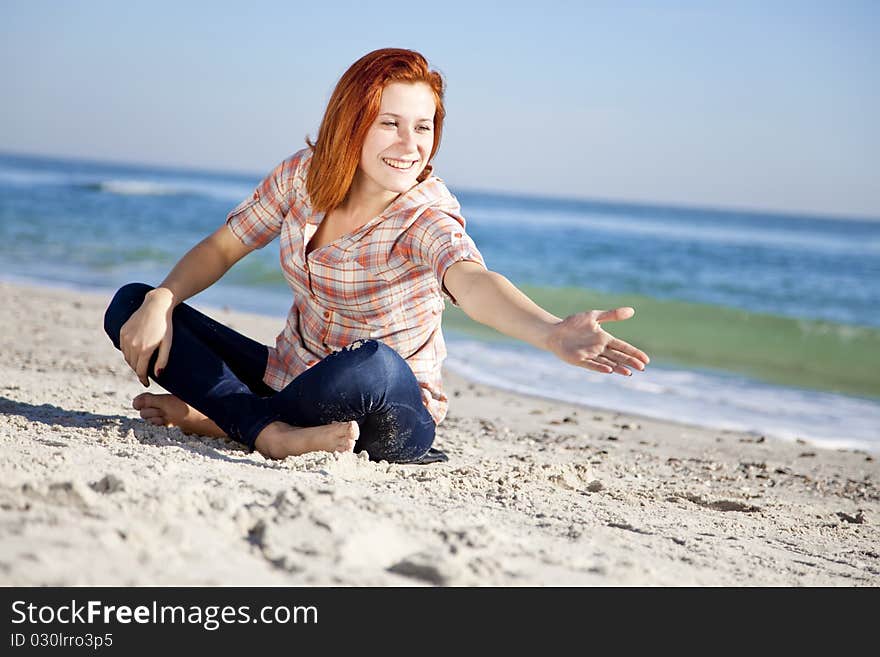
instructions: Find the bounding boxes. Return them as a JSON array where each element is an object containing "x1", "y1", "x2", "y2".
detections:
[{"x1": 0, "y1": 281, "x2": 877, "y2": 586}]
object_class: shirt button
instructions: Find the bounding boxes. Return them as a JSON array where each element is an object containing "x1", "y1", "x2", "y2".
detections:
[{"x1": 323, "y1": 311, "x2": 330, "y2": 318}]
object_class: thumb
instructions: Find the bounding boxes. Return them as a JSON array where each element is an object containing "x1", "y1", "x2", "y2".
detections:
[
  {"x1": 596, "y1": 307, "x2": 635, "y2": 323},
  {"x1": 155, "y1": 330, "x2": 173, "y2": 374}
]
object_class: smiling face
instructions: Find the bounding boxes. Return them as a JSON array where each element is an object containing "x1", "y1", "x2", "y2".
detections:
[{"x1": 355, "y1": 81, "x2": 437, "y2": 197}]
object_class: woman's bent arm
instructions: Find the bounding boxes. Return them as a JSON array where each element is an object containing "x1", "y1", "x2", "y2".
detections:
[
  {"x1": 443, "y1": 261, "x2": 649, "y2": 376},
  {"x1": 119, "y1": 225, "x2": 253, "y2": 385},
  {"x1": 154, "y1": 225, "x2": 254, "y2": 309}
]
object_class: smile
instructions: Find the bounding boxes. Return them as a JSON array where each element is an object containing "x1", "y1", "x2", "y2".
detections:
[{"x1": 382, "y1": 157, "x2": 418, "y2": 171}]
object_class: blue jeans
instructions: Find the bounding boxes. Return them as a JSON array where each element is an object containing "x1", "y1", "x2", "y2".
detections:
[{"x1": 103, "y1": 283, "x2": 436, "y2": 463}]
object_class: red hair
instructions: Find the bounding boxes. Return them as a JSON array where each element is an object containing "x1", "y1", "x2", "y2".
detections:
[{"x1": 305, "y1": 48, "x2": 446, "y2": 215}]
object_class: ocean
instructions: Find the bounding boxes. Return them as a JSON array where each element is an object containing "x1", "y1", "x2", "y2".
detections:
[{"x1": 1, "y1": 151, "x2": 878, "y2": 451}]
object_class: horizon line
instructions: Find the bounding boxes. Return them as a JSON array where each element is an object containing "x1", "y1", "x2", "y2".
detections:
[{"x1": 1, "y1": 146, "x2": 878, "y2": 225}]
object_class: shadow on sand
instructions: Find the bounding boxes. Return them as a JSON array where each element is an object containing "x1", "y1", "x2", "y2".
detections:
[{"x1": 0, "y1": 396, "x2": 277, "y2": 470}]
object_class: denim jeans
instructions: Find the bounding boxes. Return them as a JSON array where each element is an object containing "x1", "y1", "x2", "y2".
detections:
[{"x1": 103, "y1": 283, "x2": 436, "y2": 463}]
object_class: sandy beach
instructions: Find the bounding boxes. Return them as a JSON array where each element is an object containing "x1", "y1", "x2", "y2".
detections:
[{"x1": 0, "y1": 280, "x2": 877, "y2": 586}]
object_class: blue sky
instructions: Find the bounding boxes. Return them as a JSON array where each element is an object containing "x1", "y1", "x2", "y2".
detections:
[{"x1": 1, "y1": 1, "x2": 878, "y2": 218}]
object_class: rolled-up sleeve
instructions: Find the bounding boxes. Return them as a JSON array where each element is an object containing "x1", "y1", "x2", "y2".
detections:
[
  {"x1": 406, "y1": 209, "x2": 486, "y2": 306},
  {"x1": 226, "y1": 152, "x2": 303, "y2": 249}
]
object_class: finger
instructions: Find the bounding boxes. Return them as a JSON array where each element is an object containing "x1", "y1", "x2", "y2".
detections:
[
  {"x1": 134, "y1": 351, "x2": 151, "y2": 387},
  {"x1": 155, "y1": 334, "x2": 172, "y2": 374},
  {"x1": 147, "y1": 417, "x2": 169, "y2": 426},
  {"x1": 580, "y1": 358, "x2": 613, "y2": 374},
  {"x1": 139, "y1": 408, "x2": 163, "y2": 420},
  {"x1": 595, "y1": 307, "x2": 635, "y2": 323},
  {"x1": 120, "y1": 330, "x2": 133, "y2": 363},
  {"x1": 121, "y1": 340, "x2": 133, "y2": 372},
  {"x1": 125, "y1": 349, "x2": 140, "y2": 379},
  {"x1": 594, "y1": 355, "x2": 633, "y2": 377},
  {"x1": 602, "y1": 348, "x2": 647, "y2": 371},
  {"x1": 607, "y1": 338, "x2": 650, "y2": 364},
  {"x1": 123, "y1": 342, "x2": 141, "y2": 378}
]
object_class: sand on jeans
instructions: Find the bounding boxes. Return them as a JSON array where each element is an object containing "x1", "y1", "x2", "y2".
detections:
[{"x1": 0, "y1": 281, "x2": 877, "y2": 586}]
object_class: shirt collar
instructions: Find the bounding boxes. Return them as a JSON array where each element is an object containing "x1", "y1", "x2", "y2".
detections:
[{"x1": 306, "y1": 170, "x2": 453, "y2": 228}]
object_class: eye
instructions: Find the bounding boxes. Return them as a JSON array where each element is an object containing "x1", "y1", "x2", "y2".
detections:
[
  {"x1": 381, "y1": 121, "x2": 397, "y2": 127},
  {"x1": 417, "y1": 125, "x2": 432, "y2": 132}
]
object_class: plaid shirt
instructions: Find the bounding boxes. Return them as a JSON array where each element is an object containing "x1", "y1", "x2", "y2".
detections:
[{"x1": 225, "y1": 147, "x2": 485, "y2": 425}]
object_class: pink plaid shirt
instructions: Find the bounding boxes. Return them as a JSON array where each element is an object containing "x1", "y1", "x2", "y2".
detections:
[{"x1": 225, "y1": 147, "x2": 485, "y2": 425}]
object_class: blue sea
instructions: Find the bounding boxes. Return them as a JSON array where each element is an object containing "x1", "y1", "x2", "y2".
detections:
[{"x1": 1, "y1": 151, "x2": 878, "y2": 451}]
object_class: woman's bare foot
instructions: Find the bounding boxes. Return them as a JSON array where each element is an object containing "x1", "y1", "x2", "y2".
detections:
[
  {"x1": 254, "y1": 420, "x2": 359, "y2": 460},
  {"x1": 132, "y1": 393, "x2": 226, "y2": 438},
  {"x1": 133, "y1": 393, "x2": 359, "y2": 459}
]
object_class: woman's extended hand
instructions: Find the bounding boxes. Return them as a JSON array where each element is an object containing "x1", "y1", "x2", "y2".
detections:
[
  {"x1": 118, "y1": 290, "x2": 174, "y2": 386},
  {"x1": 545, "y1": 307, "x2": 650, "y2": 376}
]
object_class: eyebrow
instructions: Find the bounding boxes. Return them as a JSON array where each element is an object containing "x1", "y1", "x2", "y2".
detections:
[{"x1": 379, "y1": 112, "x2": 434, "y2": 123}]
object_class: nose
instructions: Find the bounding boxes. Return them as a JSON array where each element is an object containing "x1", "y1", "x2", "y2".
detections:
[{"x1": 398, "y1": 126, "x2": 418, "y2": 150}]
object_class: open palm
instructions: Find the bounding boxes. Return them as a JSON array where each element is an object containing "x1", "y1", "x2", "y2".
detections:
[{"x1": 546, "y1": 307, "x2": 650, "y2": 376}]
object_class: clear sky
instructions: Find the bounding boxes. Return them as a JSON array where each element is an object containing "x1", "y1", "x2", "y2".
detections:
[{"x1": 2, "y1": 0, "x2": 878, "y2": 218}]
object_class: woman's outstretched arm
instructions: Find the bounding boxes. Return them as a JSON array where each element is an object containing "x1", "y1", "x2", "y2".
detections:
[
  {"x1": 442, "y1": 261, "x2": 649, "y2": 376},
  {"x1": 119, "y1": 225, "x2": 253, "y2": 386}
]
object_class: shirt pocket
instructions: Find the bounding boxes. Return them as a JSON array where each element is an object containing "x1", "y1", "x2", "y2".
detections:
[{"x1": 309, "y1": 251, "x2": 406, "y2": 328}]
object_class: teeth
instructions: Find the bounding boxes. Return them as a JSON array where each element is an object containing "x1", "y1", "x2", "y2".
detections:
[{"x1": 383, "y1": 158, "x2": 416, "y2": 170}]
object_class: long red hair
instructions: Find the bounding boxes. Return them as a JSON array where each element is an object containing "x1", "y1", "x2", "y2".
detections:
[{"x1": 306, "y1": 48, "x2": 446, "y2": 215}]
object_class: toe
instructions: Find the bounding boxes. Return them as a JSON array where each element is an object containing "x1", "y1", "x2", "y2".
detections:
[
  {"x1": 343, "y1": 422, "x2": 358, "y2": 452},
  {"x1": 132, "y1": 392, "x2": 153, "y2": 410}
]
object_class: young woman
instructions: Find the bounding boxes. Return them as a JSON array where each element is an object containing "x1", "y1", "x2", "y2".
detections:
[{"x1": 103, "y1": 48, "x2": 650, "y2": 464}]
